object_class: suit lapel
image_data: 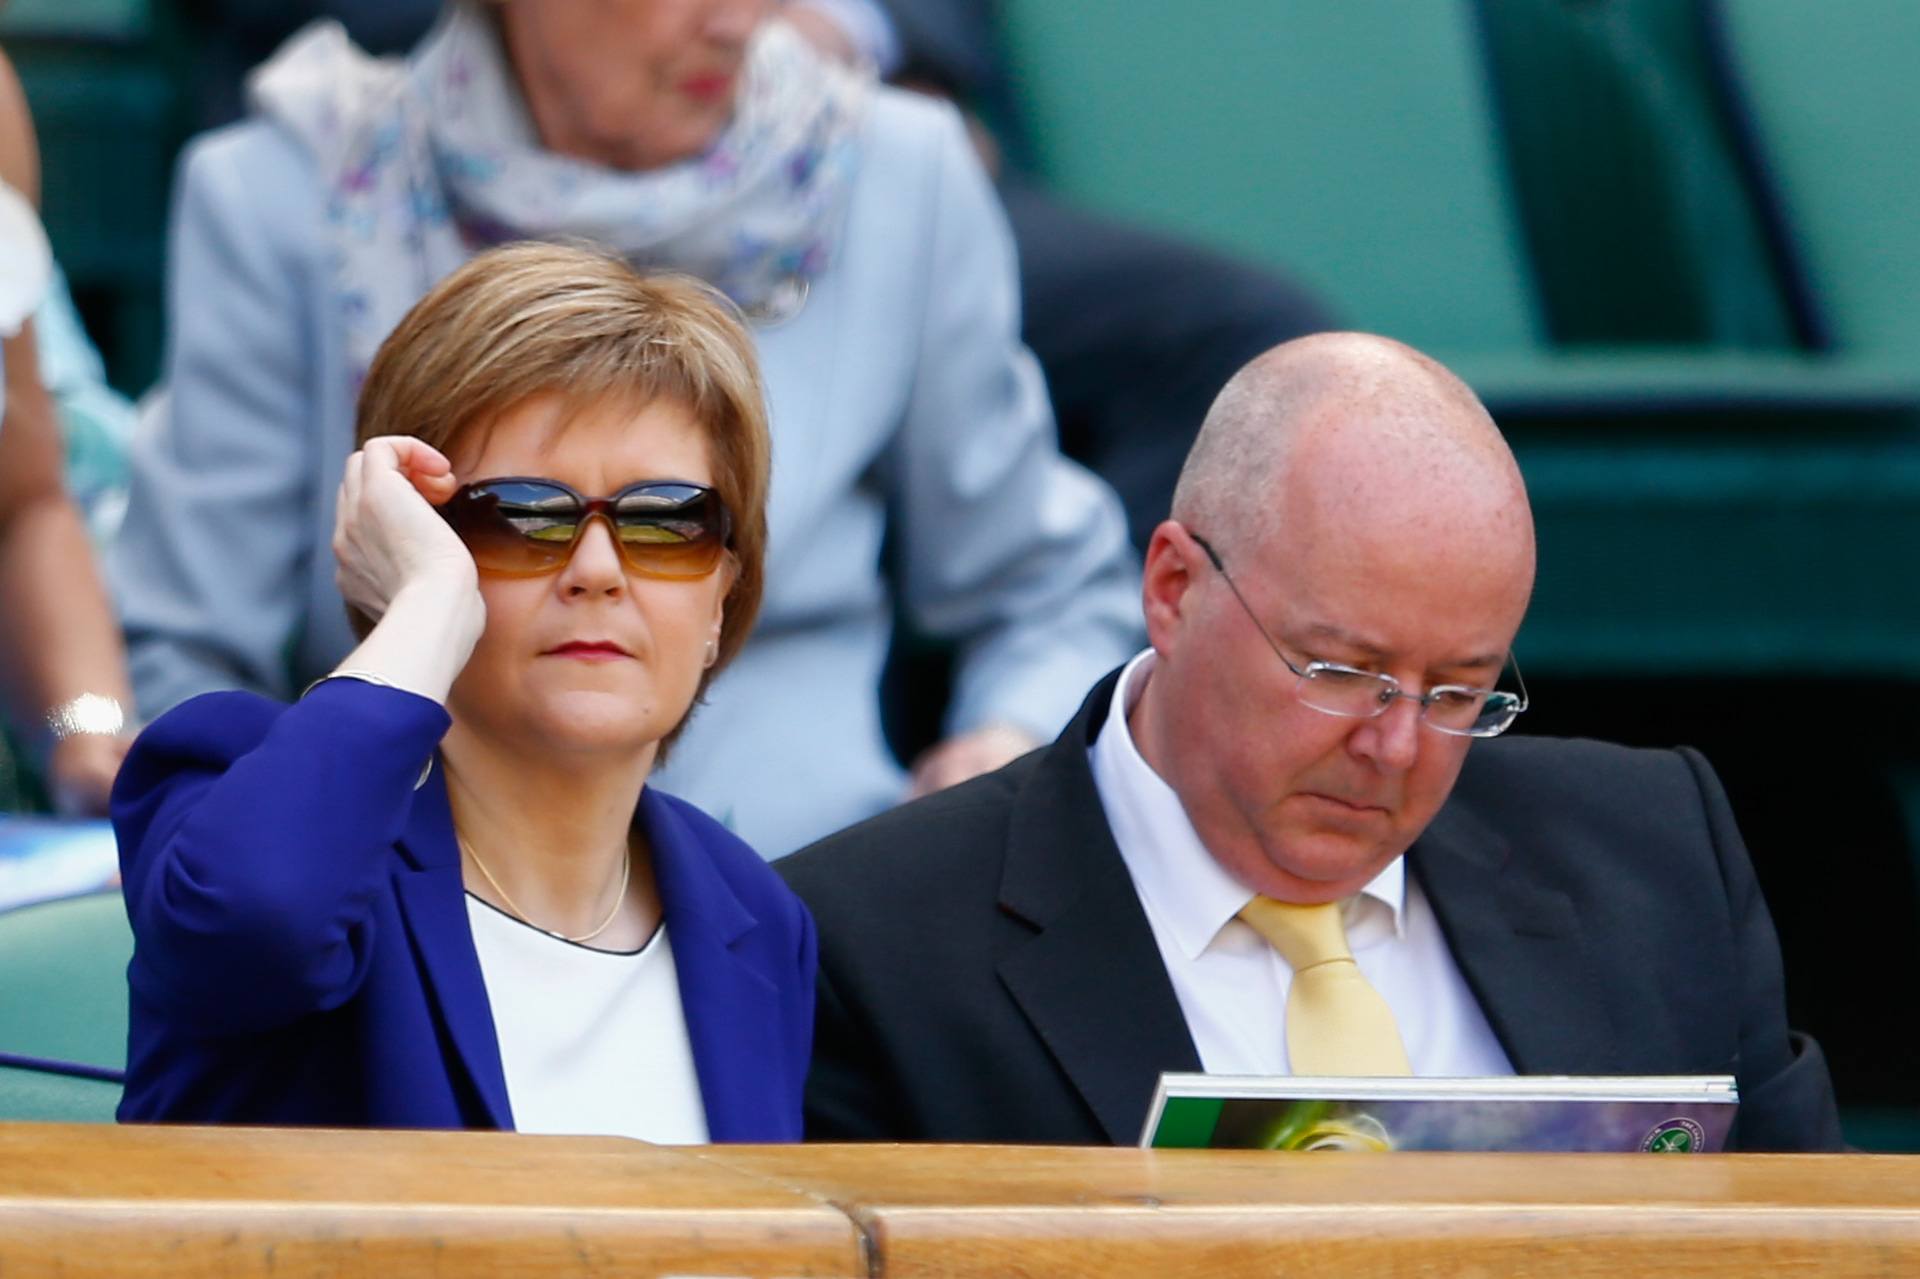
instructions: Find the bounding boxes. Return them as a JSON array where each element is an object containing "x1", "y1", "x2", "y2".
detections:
[
  {"x1": 996, "y1": 675, "x2": 1202, "y2": 1144},
  {"x1": 643, "y1": 789, "x2": 785, "y2": 1143},
  {"x1": 1413, "y1": 791, "x2": 1625, "y2": 1075},
  {"x1": 392, "y1": 767, "x2": 513, "y2": 1130}
]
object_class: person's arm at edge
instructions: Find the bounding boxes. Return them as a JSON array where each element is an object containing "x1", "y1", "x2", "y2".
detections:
[{"x1": 0, "y1": 52, "x2": 134, "y2": 814}]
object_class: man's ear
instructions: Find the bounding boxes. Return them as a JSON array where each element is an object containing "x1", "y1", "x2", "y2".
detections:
[{"x1": 1141, "y1": 520, "x2": 1198, "y2": 658}]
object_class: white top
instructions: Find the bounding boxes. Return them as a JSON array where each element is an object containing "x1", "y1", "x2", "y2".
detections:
[
  {"x1": 0, "y1": 178, "x2": 51, "y2": 340},
  {"x1": 1089, "y1": 650, "x2": 1513, "y2": 1079},
  {"x1": 467, "y1": 896, "x2": 710, "y2": 1144}
]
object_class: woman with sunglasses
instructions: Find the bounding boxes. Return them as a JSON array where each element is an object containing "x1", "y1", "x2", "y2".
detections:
[
  {"x1": 113, "y1": 243, "x2": 812, "y2": 1140},
  {"x1": 112, "y1": 0, "x2": 1142, "y2": 860}
]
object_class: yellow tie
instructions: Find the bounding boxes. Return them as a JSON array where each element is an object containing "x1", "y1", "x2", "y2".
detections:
[{"x1": 1238, "y1": 896, "x2": 1412, "y2": 1077}]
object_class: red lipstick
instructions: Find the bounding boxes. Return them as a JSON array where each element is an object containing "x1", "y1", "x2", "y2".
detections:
[
  {"x1": 679, "y1": 72, "x2": 735, "y2": 103},
  {"x1": 546, "y1": 641, "x2": 631, "y2": 661}
]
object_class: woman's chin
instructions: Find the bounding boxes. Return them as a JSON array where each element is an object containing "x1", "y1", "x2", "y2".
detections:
[{"x1": 495, "y1": 689, "x2": 691, "y2": 762}]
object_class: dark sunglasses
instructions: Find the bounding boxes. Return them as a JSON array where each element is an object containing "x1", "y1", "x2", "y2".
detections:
[{"x1": 441, "y1": 477, "x2": 733, "y2": 579}]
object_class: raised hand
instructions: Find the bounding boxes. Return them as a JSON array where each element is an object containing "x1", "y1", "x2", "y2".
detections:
[
  {"x1": 332, "y1": 435, "x2": 477, "y2": 622},
  {"x1": 325, "y1": 436, "x2": 486, "y2": 703}
]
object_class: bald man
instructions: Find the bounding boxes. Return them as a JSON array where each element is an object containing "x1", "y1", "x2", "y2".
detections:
[{"x1": 779, "y1": 334, "x2": 1842, "y2": 1151}]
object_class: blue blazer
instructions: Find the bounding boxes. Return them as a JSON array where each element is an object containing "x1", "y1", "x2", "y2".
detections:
[{"x1": 111, "y1": 680, "x2": 816, "y2": 1140}]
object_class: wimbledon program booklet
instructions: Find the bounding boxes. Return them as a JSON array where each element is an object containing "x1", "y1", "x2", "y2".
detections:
[{"x1": 1141, "y1": 1074, "x2": 1738, "y2": 1153}]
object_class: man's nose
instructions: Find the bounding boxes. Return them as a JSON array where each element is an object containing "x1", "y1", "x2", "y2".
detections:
[{"x1": 1351, "y1": 695, "x2": 1422, "y2": 772}]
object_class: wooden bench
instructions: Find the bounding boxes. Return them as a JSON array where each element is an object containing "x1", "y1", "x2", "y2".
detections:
[{"x1": 5, "y1": 1123, "x2": 1919, "y2": 1276}]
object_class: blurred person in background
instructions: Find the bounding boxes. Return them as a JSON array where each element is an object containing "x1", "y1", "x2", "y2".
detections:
[
  {"x1": 180, "y1": 0, "x2": 889, "y2": 129},
  {"x1": 179, "y1": 0, "x2": 1331, "y2": 556},
  {"x1": 114, "y1": 0, "x2": 1139, "y2": 857},
  {"x1": 115, "y1": 244, "x2": 815, "y2": 1138},
  {"x1": 0, "y1": 46, "x2": 134, "y2": 816}
]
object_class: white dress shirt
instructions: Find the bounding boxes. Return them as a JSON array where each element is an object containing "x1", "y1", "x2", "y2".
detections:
[{"x1": 1089, "y1": 650, "x2": 1513, "y2": 1078}]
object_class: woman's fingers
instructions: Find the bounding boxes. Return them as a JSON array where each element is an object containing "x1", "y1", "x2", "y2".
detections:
[
  {"x1": 364, "y1": 434, "x2": 452, "y2": 477},
  {"x1": 400, "y1": 439, "x2": 459, "y2": 506},
  {"x1": 360, "y1": 435, "x2": 459, "y2": 504},
  {"x1": 410, "y1": 469, "x2": 460, "y2": 503},
  {"x1": 340, "y1": 449, "x2": 364, "y2": 513},
  {"x1": 331, "y1": 437, "x2": 478, "y2": 624},
  {"x1": 405, "y1": 440, "x2": 454, "y2": 478}
]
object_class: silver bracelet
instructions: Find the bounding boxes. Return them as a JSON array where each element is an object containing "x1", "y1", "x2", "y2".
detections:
[
  {"x1": 299, "y1": 669, "x2": 401, "y2": 700},
  {"x1": 45, "y1": 693, "x2": 126, "y2": 741}
]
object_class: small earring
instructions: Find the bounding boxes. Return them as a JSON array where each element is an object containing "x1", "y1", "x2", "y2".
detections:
[{"x1": 703, "y1": 638, "x2": 719, "y2": 668}]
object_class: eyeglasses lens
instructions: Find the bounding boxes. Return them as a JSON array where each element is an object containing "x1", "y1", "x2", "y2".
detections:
[
  {"x1": 609, "y1": 487, "x2": 727, "y2": 577},
  {"x1": 1296, "y1": 667, "x2": 1390, "y2": 719},
  {"x1": 1298, "y1": 668, "x2": 1518, "y2": 738},
  {"x1": 446, "y1": 480, "x2": 728, "y2": 578}
]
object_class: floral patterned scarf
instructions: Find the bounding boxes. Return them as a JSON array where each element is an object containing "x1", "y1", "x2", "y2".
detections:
[{"x1": 250, "y1": 3, "x2": 869, "y2": 385}]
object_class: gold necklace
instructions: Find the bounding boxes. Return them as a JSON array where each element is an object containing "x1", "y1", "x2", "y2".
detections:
[{"x1": 457, "y1": 833, "x2": 631, "y2": 944}]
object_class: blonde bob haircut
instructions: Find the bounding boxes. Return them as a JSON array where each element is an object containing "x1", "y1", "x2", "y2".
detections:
[{"x1": 352, "y1": 241, "x2": 772, "y2": 695}]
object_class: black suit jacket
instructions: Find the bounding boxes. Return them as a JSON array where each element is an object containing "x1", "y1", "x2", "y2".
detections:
[{"x1": 780, "y1": 671, "x2": 1843, "y2": 1151}]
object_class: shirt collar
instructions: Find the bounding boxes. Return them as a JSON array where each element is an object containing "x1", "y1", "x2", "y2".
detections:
[{"x1": 1089, "y1": 649, "x2": 1406, "y2": 960}]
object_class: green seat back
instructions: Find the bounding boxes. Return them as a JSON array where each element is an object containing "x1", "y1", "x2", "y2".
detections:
[
  {"x1": 0, "y1": 0, "x2": 150, "y2": 39},
  {"x1": 0, "y1": 892, "x2": 131, "y2": 1073},
  {"x1": 998, "y1": 0, "x2": 1541, "y2": 354},
  {"x1": 0, "y1": 1061, "x2": 121, "y2": 1122},
  {"x1": 1477, "y1": 0, "x2": 1797, "y2": 347},
  {"x1": 1715, "y1": 0, "x2": 1920, "y2": 361}
]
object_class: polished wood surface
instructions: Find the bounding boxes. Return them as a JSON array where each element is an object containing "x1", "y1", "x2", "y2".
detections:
[
  {"x1": 700, "y1": 1144, "x2": 1920, "y2": 1278},
  {"x1": 6, "y1": 1125, "x2": 1920, "y2": 1277},
  {"x1": 0, "y1": 1123, "x2": 861, "y2": 1277}
]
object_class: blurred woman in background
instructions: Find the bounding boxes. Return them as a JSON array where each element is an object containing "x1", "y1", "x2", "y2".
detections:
[
  {"x1": 116, "y1": 243, "x2": 813, "y2": 1138},
  {"x1": 114, "y1": 0, "x2": 1141, "y2": 857}
]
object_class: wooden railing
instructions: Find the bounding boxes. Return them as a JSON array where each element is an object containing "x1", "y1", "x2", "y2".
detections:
[{"x1": 3, "y1": 1123, "x2": 1918, "y2": 1276}]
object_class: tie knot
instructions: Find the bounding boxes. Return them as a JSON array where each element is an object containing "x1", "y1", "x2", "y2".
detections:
[{"x1": 1238, "y1": 895, "x2": 1354, "y2": 972}]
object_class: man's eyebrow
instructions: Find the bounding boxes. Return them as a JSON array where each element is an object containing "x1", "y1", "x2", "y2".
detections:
[
  {"x1": 1291, "y1": 622, "x2": 1507, "y2": 674},
  {"x1": 1292, "y1": 622, "x2": 1390, "y2": 658},
  {"x1": 1445, "y1": 654, "x2": 1511, "y2": 678}
]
